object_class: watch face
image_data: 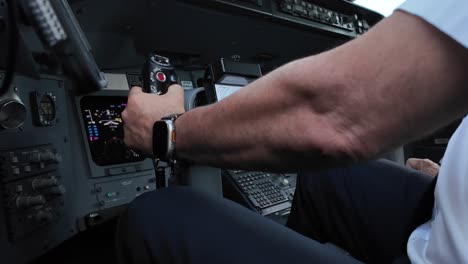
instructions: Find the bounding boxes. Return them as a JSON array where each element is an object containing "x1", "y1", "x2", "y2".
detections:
[{"x1": 153, "y1": 121, "x2": 169, "y2": 159}]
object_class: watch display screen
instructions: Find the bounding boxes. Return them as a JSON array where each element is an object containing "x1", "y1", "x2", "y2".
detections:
[
  {"x1": 153, "y1": 121, "x2": 169, "y2": 159},
  {"x1": 80, "y1": 96, "x2": 145, "y2": 166}
]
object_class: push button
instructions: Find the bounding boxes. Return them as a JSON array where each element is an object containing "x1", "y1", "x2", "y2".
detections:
[
  {"x1": 16, "y1": 195, "x2": 46, "y2": 209},
  {"x1": 10, "y1": 156, "x2": 19, "y2": 163},
  {"x1": 12, "y1": 167, "x2": 20, "y2": 175},
  {"x1": 156, "y1": 72, "x2": 166, "y2": 82}
]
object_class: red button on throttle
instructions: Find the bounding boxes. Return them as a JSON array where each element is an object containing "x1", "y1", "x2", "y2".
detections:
[{"x1": 156, "y1": 72, "x2": 166, "y2": 82}]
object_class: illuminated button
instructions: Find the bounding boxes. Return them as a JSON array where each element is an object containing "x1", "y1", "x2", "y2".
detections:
[
  {"x1": 106, "y1": 192, "x2": 117, "y2": 198},
  {"x1": 156, "y1": 72, "x2": 166, "y2": 82},
  {"x1": 144, "y1": 185, "x2": 150, "y2": 190}
]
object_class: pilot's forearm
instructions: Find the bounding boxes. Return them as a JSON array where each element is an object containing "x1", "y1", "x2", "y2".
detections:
[
  {"x1": 176, "y1": 11, "x2": 468, "y2": 171},
  {"x1": 175, "y1": 63, "x2": 345, "y2": 171}
]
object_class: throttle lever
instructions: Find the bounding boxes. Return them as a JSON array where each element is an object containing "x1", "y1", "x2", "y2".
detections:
[{"x1": 142, "y1": 54, "x2": 178, "y2": 95}]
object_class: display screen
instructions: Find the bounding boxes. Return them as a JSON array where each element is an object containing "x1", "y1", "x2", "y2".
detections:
[
  {"x1": 214, "y1": 75, "x2": 252, "y2": 101},
  {"x1": 40, "y1": 96, "x2": 56, "y2": 122},
  {"x1": 80, "y1": 96, "x2": 144, "y2": 166},
  {"x1": 214, "y1": 84, "x2": 243, "y2": 101}
]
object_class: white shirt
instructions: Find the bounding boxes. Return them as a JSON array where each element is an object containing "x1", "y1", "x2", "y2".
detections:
[{"x1": 398, "y1": 1, "x2": 468, "y2": 262}]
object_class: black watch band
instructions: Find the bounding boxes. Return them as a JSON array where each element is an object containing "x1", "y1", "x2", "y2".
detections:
[{"x1": 152, "y1": 114, "x2": 183, "y2": 162}]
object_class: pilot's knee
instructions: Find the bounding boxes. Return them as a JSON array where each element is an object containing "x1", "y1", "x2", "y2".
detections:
[
  {"x1": 128, "y1": 186, "x2": 213, "y2": 214},
  {"x1": 298, "y1": 161, "x2": 378, "y2": 188},
  {"x1": 119, "y1": 187, "x2": 213, "y2": 236},
  {"x1": 296, "y1": 170, "x2": 330, "y2": 191},
  {"x1": 296, "y1": 165, "x2": 354, "y2": 198}
]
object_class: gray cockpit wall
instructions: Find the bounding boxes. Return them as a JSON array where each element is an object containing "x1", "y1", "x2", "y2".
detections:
[{"x1": 37, "y1": 0, "x2": 352, "y2": 73}]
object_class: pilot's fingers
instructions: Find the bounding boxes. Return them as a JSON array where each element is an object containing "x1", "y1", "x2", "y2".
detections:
[
  {"x1": 123, "y1": 129, "x2": 133, "y2": 148},
  {"x1": 406, "y1": 158, "x2": 421, "y2": 170},
  {"x1": 128, "y1": 86, "x2": 143, "y2": 96},
  {"x1": 166, "y1": 84, "x2": 184, "y2": 96},
  {"x1": 123, "y1": 122, "x2": 134, "y2": 146},
  {"x1": 423, "y1": 158, "x2": 438, "y2": 166},
  {"x1": 121, "y1": 107, "x2": 131, "y2": 122}
]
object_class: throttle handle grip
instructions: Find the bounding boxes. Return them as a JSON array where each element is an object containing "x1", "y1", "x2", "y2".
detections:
[{"x1": 142, "y1": 54, "x2": 178, "y2": 95}]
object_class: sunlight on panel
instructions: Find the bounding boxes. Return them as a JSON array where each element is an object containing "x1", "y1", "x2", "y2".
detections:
[{"x1": 354, "y1": 0, "x2": 406, "y2": 16}]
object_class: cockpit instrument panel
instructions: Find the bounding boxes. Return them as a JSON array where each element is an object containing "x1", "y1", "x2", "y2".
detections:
[
  {"x1": 80, "y1": 96, "x2": 144, "y2": 166},
  {"x1": 30, "y1": 92, "x2": 57, "y2": 127}
]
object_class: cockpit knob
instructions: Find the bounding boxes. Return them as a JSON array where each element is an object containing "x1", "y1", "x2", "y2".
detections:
[
  {"x1": 35, "y1": 210, "x2": 53, "y2": 224},
  {"x1": 0, "y1": 99, "x2": 27, "y2": 129},
  {"x1": 16, "y1": 195, "x2": 46, "y2": 209},
  {"x1": 32, "y1": 177, "x2": 58, "y2": 190}
]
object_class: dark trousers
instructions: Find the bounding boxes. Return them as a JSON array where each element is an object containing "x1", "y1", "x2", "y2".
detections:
[{"x1": 116, "y1": 160, "x2": 436, "y2": 264}]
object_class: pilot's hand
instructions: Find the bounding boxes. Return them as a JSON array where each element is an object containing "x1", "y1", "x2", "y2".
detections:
[
  {"x1": 122, "y1": 85, "x2": 185, "y2": 155},
  {"x1": 406, "y1": 158, "x2": 440, "y2": 177}
]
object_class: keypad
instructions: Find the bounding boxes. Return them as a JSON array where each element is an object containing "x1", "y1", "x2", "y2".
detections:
[{"x1": 233, "y1": 171, "x2": 289, "y2": 209}]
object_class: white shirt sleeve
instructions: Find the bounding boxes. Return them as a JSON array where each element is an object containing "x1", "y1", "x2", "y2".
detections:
[
  {"x1": 396, "y1": 2, "x2": 468, "y2": 263},
  {"x1": 398, "y1": 0, "x2": 468, "y2": 49}
]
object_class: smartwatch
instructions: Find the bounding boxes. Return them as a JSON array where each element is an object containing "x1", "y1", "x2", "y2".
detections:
[{"x1": 152, "y1": 114, "x2": 183, "y2": 162}]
